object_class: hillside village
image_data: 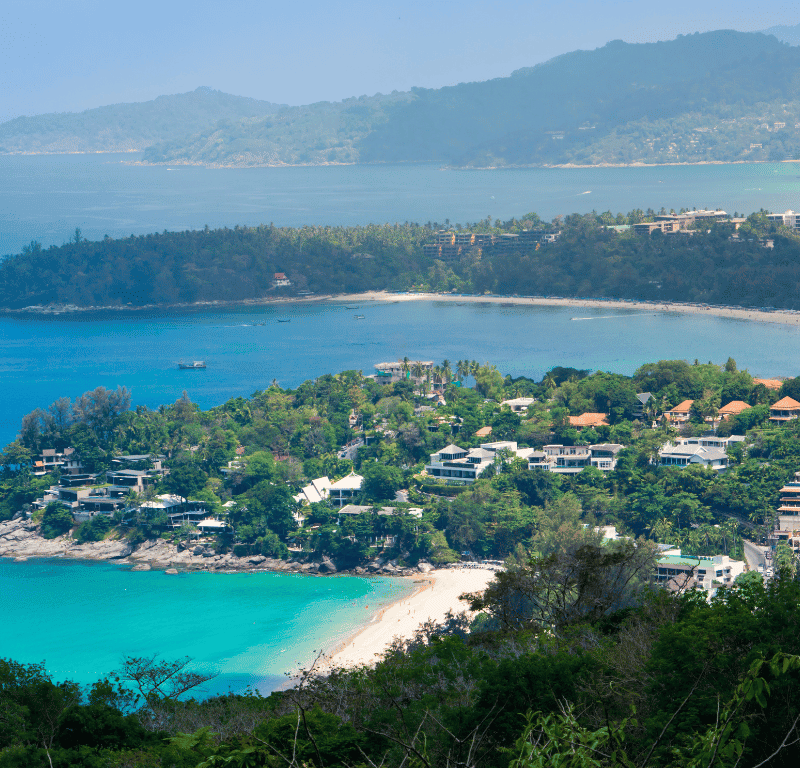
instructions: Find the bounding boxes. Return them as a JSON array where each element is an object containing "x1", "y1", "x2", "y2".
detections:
[{"x1": 3, "y1": 356, "x2": 800, "y2": 590}]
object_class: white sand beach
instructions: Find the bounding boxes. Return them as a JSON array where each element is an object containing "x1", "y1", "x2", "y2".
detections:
[
  {"x1": 329, "y1": 290, "x2": 800, "y2": 328},
  {"x1": 323, "y1": 567, "x2": 496, "y2": 670}
]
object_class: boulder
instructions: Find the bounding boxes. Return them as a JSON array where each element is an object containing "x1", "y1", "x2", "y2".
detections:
[
  {"x1": 165, "y1": 568, "x2": 179, "y2": 575},
  {"x1": 301, "y1": 562, "x2": 320, "y2": 573},
  {"x1": 318, "y1": 556, "x2": 337, "y2": 573},
  {"x1": 417, "y1": 562, "x2": 434, "y2": 573},
  {"x1": 13, "y1": 556, "x2": 28, "y2": 562},
  {"x1": 131, "y1": 563, "x2": 151, "y2": 571}
]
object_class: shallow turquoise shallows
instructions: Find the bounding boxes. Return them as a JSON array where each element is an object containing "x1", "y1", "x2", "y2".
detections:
[{"x1": 0, "y1": 557, "x2": 413, "y2": 696}]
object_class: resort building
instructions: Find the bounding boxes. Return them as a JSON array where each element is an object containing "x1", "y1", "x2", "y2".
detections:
[
  {"x1": 373, "y1": 360, "x2": 434, "y2": 383},
  {"x1": 655, "y1": 551, "x2": 745, "y2": 592},
  {"x1": 664, "y1": 400, "x2": 694, "y2": 424},
  {"x1": 293, "y1": 476, "x2": 332, "y2": 506},
  {"x1": 425, "y1": 441, "x2": 534, "y2": 483},
  {"x1": 271, "y1": 272, "x2": 291, "y2": 287},
  {"x1": 718, "y1": 401, "x2": 751, "y2": 421},
  {"x1": 770, "y1": 396, "x2": 800, "y2": 424},
  {"x1": 528, "y1": 443, "x2": 624, "y2": 473},
  {"x1": 32, "y1": 447, "x2": 84, "y2": 477},
  {"x1": 767, "y1": 210, "x2": 800, "y2": 230},
  {"x1": 500, "y1": 397, "x2": 536, "y2": 413},
  {"x1": 568, "y1": 412, "x2": 609, "y2": 428},
  {"x1": 753, "y1": 378, "x2": 783, "y2": 391},
  {"x1": 657, "y1": 439, "x2": 738, "y2": 471},
  {"x1": 329, "y1": 472, "x2": 364, "y2": 506}
]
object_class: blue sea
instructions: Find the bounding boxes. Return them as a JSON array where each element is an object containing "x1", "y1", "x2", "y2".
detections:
[
  {"x1": 2, "y1": 154, "x2": 800, "y2": 697},
  {"x1": 2, "y1": 153, "x2": 800, "y2": 256},
  {"x1": 0, "y1": 557, "x2": 411, "y2": 696}
]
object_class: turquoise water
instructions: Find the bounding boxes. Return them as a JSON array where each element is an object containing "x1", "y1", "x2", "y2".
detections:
[
  {"x1": 2, "y1": 300, "x2": 800, "y2": 447},
  {"x1": 2, "y1": 153, "x2": 800, "y2": 255},
  {"x1": 0, "y1": 557, "x2": 411, "y2": 695}
]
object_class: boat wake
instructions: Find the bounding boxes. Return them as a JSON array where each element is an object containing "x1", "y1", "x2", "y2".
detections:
[{"x1": 572, "y1": 312, "x2": 660, "y2": 321}]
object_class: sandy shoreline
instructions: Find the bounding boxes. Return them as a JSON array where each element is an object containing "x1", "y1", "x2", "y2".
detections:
[
  {"x1": 319, "y1": 567, "x2": 496, "y2": 671},
  {"x1": 323, "y1": 291, "x2": 800, "y2": 328},
  {"x1": 5, "y1": 291, "x2": 800, "y2": 328}
]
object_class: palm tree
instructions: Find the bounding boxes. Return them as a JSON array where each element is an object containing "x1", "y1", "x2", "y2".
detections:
[
  {"x1": 432, "y1": 365, "x2": 442, "y2": 389},
  {"x1": 470, "y1": 360, "x2": 480, "y2": 380},
  {"x1": 456, "y1": 360, "x2": 469, "y2": 383},
  {"x1": 401, "y1": 356, "x2": 411, "y2": 379},
  {"x1": 441, "y1": 360, "x2": 452, "y2": 385}
]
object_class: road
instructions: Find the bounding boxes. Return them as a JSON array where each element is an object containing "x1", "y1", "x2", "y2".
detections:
[{"x1": 743, "y1": 538, "x2": 769, "y2": 576}]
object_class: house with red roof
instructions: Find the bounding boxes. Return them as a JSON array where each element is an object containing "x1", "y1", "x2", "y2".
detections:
[
  {"x1": 568, "y1": 412, "x2": 609, "y2": 428},
  {"x1": 770, "y1": 396, "x2": 800, "y2": 424},
  {"x1": 664, "y1": 399, "x2": 694, "y2": 424},
  {"x1": 718, "y1": 401, "x2": 751, "y2": 421}
]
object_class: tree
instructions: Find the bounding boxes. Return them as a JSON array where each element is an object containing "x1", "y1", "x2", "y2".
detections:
[
  {"x1": 466, "y1": 538, "x2": 659, "y2": 634},
  {"x1": 361, "y1": 462, "x2": 403, "y2": 502},
  {"x1": 117, "y1": 654, "x2": 217, "y2": 710},
  {"x1": 163, "y1": 459, "x2": 207, "y2": 501},
  {"x1": 40, "y1": 502, "x2": 73, "y2": 539}
]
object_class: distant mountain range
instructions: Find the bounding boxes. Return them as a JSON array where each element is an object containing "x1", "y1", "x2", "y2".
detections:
[
  {"x1": 0, "y1": 87, "x2": 284, "y2": 154},
  {"x1": 5, "y1": 30, "x2": 800, "y2": 167}
]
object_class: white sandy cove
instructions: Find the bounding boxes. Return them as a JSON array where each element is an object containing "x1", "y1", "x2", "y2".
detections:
[{"x1": 322, "y1": 568, "x2": 496, "y2": 670}]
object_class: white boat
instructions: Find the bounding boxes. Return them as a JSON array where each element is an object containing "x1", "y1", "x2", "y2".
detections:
[{"x1": 178, "y1": 361, "x2": 206, "y2": 369}]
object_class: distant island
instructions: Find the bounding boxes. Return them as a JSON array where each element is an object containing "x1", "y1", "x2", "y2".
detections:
[
  {"x1": 5, "y1": 31, "x2": 800, "y2": 167},
  {"x1": 1, "y1": 207, "x2": 799, "y2": 311}
]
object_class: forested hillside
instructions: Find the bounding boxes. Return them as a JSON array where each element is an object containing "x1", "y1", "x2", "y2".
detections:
[
  {"x1": 2, "y1": 210, "x2": 799, "y2": 310},
  {"x1": 0, "y1": 87, "x2": 283, "y2": 154},
  {"x1": 142, "y1": 31, "x2": 800, "y2": 167},
  {"x1": 6, "y1": 31, "x2": 800, "y2": 166}
]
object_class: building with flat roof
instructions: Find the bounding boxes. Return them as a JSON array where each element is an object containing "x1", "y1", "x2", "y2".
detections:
[{"x1": 656, "y1": 552, "x2": 744, "y2": 592}]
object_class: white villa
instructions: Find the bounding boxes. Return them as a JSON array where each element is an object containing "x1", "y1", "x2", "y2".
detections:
[
  {"x1": 293, "y1": 476, "x2": 332, "y2": 506},
  {"x1": 425, "y1": 441, "x2": 536, "y2": 483},
  {"x1": 528, "y1": 443, "x2": 624, "y2": 473},
  {"x1": 329, "y1": 472, "x2": 364, "y2": 506},
  {"x1": 658, "y1": 435, "x2": 744, "y2": 471}
]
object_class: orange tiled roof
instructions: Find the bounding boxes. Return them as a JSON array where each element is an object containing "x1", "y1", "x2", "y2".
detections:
[
  {"x1": 569, "y1": 413, "x2": 609, "y2": 427},
  {"x1": 772, "y1": 396, "x2": 800, "y2": 410},
  {"x1": 474, "y1": 426, "x2": 493, "y2": 437},
  {"x1": 754, "y1": 378, "x2": 783, "y2": 390},
  {"x1": 667, "y1": 399, "x2": 694, "y2": 413},
  {"x1": 719, "y1": 400, "x2": 751, "y2": 416}
]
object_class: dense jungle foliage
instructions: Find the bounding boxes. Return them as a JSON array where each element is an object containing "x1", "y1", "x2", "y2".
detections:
[
  {"x1": 5, "y1": 358, "x2": 800, "y2": 764},
  {"x1": 1, "y1": 207, "x2": 799, "y2": 309},
  {"x1": 4, "y1": 560, "x2": 800, "y2": 766}
]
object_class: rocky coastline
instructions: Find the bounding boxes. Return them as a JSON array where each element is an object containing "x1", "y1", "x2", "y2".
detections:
[{"x1": 0, "y1": 517, "x2": 434, "y2": 577}]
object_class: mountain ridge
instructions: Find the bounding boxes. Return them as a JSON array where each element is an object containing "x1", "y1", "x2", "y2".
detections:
[{"x1": 6, "y1": 31, "x2": 800, "y2": 166}]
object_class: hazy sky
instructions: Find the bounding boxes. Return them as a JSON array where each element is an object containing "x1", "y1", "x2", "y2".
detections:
[{"x1": 1, "y1": 0, "x2": 798, "y2": 123}]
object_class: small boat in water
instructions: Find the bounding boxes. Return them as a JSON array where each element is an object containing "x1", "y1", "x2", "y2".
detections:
[
  {"x1": 277, "y1": 319, "x2": 291, "y2": 323},
  {"x1": 178, "y1": 361, "x2": 206, "y2": 369},
  {"x1": 354, "y1": 314, "x2": 365, "y2": 319}
]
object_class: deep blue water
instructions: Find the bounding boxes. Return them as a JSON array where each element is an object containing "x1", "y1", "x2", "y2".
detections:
[
  {"x1": 2, "y1": 153, "x2": 800, "y2": 255},
  {"x1": 0, "y1": 557, "x2": 411, "y2": 695},
  {"x1": 2, "y1": 299, "x2": 800, "y2": 447}
]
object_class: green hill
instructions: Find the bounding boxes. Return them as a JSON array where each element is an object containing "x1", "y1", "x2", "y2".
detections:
[
  {"x1": 0, "y1": 86, "x2": 284, "y2": 154},
  {"x1": 146, "y1": 31, "x2": 800, "y2": 167}
]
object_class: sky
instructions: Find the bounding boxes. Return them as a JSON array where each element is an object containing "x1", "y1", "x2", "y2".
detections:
[{"x1": 1, "y1": 0, "x2": 799, "y2": 123}]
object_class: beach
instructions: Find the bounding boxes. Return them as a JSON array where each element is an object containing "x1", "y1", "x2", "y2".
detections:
[
  {"x1": 322, "y1": 566, "x2": 497, "y2": 670},
  {"x1": 6, "y1": 289, "x2": 800, "y2": 329},
  {"x1": 329, "y1": 291, "x2": 800, "y2": 328}
]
